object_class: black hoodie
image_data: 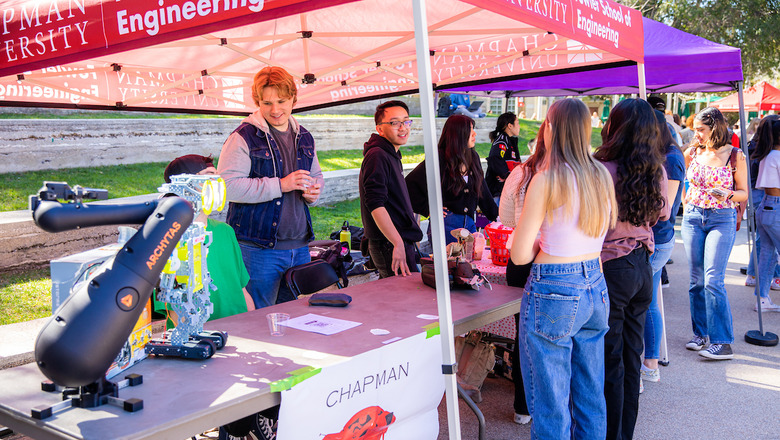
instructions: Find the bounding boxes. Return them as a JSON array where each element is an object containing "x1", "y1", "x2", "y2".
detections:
[{"x1": 359, "y1": 133, "x2": 423, "y2": 243}]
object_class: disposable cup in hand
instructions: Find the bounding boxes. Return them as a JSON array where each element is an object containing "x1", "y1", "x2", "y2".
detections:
[{"x1": 267, "y1": 313, "x2": 290, "y2": 336}]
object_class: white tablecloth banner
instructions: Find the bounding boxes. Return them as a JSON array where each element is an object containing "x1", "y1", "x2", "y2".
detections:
[{"x1": 278, "y1": 332, "x2": 444, "y2": 439}]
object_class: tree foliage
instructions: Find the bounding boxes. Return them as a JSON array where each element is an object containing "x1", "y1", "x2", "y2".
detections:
[{"x1": 617, "y1": 0, "x2": 780, "y2": 84}]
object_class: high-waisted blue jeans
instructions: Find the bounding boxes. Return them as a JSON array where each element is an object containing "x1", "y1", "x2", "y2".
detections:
[
  {"x1": 681, "y1": 205, "x2": 736, "y2": 344},
  {"x1": 756, "y1": 195, "x2": 780, "y2": 299},
  {"x1": 518, "y1": 258, "x2": 609, "y2": 440}
]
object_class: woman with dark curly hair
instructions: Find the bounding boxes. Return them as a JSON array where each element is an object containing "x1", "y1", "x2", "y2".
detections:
[
  {"x1": 594, "y1": 98, "x2": 669, "y2": 440},
  {"x1": 683, "y1": 107, "x2": 748, "y2": 360},
  {"x1": 405, "y1": 114, "x2": 498, "y2": 244}
]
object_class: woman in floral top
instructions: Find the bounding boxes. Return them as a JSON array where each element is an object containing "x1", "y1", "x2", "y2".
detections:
[{"x1": 682, "y1": 107, "x2": 748, "y2": 360}]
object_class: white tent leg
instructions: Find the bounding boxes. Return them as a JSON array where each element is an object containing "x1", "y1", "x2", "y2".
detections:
[
  {"x1": 658, "y1": 277, "x2": 669, "y2": 365},
  {"x1": 737, "y1": 81, "x2": 764, "y2": 329},
  {"x1": 638, "y1": 63, "x2": 647, "y2": 99},
  {"x1": 412, "y1": 1, "x2": 461, "y2": 438}
]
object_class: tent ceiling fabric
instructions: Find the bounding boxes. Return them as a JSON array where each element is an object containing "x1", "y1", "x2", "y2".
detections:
[
  {"x1": 0, "y1": 0, "x2": 643, "y2": 114},
  {"x1": 442, "y1": 16, "x2": 743, "y2": 97}
]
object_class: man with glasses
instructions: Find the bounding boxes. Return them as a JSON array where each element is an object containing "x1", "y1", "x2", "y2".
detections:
[{"x1": 359, "y1": 100, "x2": 423, "y2": 278}]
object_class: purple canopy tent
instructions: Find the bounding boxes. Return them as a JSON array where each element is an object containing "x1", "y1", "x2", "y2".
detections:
[{"x1": 440, "y1": 16, "x2": 742, "y2": 96}]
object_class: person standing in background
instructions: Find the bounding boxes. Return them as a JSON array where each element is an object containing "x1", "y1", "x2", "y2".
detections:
[
  {"x1": 218, "y1": 66, "x2": 323, "y2": 308},
  {"x1": 486, "y1": 112, "x2": 521, "y2": 204},
  {"x1": 745, "y1": 115, "x2": 780, "y2": 292},
  {"x1": 751, "y1": 116, "x2": 780, "y2": 311},
  {"x1": 641, "y1": 110, "x2": 684, "y2": 385},
  {"x1": 680, "y1": 115, "x2": 695, "y2": 149},
  {"x1": 406, "y1": 114, "x2": 497, "y2": 244}
]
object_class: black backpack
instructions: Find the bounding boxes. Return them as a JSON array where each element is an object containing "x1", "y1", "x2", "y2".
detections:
[
  {"x1": 437, "y1": 95, "x2": 453, "y2": 117},
  {"x1": 308, "y1": 240, "x2": 351, "y2": 287}
]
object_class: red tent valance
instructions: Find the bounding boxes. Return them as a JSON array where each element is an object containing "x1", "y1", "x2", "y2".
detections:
[{"x1": 0, "y1": 0, "x2": 644, "y2": 114}]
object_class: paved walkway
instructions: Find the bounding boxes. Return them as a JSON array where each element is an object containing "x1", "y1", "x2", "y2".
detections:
[{"x1": 439, "y1": 225, "x2": 780, "y2": 439}]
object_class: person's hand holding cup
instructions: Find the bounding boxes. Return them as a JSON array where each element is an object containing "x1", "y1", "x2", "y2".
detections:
[
  {"x1": 302, "y1": 182, "x2": 321, "y2": 204},
  {"x1": 280, "y1": 169, "x2": 314, "y2": 193}
]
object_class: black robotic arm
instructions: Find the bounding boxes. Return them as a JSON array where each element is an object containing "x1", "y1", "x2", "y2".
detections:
[{"x1": 30, "y1": 182, "x2": 193, "y2": 387}]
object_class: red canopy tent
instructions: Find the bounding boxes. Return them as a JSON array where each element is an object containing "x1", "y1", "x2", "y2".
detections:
[
  {"x1": 0, "y1": 0, "x2": 643, "y2": 114},
  {"x1": 0, "y1": 0, "x2": 645, "y2": 436},
  {"x1": 711, "y1": 81, "x2": 780, "y2": 112}
]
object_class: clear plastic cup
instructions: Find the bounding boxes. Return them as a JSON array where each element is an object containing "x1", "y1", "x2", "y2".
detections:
[{"x1": 266, "y1": 313, "x2": 290, "y2": 336}]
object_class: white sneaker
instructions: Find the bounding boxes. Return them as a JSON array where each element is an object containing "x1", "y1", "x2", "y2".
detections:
[
  {"x1": 640, "y1": 365, "x2": 660, "y2": 383},
  {"x1": 772, "y1": 278, "x2": 780, "y2": 291},
  {"x1": 745, "y1": 275, "x2": 756, "y2": 287},
  {"x1": 514, "y1": 413, "x2": 532, "y2": 425},
  {"x1": 755, "y1": 297, "x2": 780, "y2": 312}
]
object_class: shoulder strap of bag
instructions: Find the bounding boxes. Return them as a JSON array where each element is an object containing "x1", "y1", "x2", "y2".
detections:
[{"x1": 729, "y1": 147, "x2": 739, "y2": 189}]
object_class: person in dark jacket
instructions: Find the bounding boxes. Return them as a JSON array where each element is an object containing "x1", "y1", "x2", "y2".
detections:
[
  {"x1": 406, "y1": 114, "x2": 498, "y2": 245},
  {"x1": 486, "y1": 112, "x2": 521, "y2": 202},
  {"x1": 359, "y1": 101, "x2": 423, "y2": 278}
]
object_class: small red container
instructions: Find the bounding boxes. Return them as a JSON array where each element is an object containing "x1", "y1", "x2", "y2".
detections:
[{"x1": 485, "y1": 225, "x2": 514, "y2": 266}]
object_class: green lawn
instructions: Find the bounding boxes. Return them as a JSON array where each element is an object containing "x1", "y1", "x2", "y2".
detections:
[
  {"x1": 2, "y1": 163, "x2": 169, "y2": 211},
  {"x1": 0, "y1": 267, "x2": 51, "y2": 325}
]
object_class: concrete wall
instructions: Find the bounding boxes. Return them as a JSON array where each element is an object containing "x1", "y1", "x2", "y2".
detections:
[{"x1": 0, "y1": 116, "x2": 497, "y2": 173}]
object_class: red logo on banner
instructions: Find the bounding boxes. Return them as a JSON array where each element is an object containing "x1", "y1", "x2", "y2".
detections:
[{"x1": 323, "y1": 406, "x2": 396, "y2": 440}]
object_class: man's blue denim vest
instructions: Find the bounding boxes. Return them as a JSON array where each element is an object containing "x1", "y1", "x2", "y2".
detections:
[{"x1": 226, "y1": 122, "x2": 316, "y2": 248}]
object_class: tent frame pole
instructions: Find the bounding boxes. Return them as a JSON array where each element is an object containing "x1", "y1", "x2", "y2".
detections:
[
  {"x1": 637, "y1": 63, "x2": 647, "y2": 99},
  {"x1": 412, "y1": 1, "x2": 462, "y2": 438}
]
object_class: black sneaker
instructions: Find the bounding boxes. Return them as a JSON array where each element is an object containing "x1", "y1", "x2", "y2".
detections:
[
  {"x1": 740, "y1": 266, "x2": 748, "y2": 275},
  {"x1": 667, "y1": 258, "x2": 674, "y2": 265},
  {"x1": 685, "y1": 335, "x2": 708, "y2": 351},
  {"x1": 661, "y1": 266, "x2": 670, "y2": 288},
  {"x1": 699, "y1": 343, "x2": 734, "y2": 360}
]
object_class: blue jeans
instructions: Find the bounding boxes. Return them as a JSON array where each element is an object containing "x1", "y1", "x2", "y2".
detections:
[
  {"x1": 429, "y1": 212, "x2": 476, "y2": 245},
  {"x1": 644, "y1": 239, "x2": 675, "y2": 359},
  {"x1": 747, "y1": 189, "x2": 780, "y2": 279},
  {"x1": 519, "y1": 258, "x2": 609, "y2": 440},
  {"x1": 239, "y1": 244, "x2": 310, "y2": 308},
  {"x1": 756, "y1": 195, "x2": 780, "y2": 299},
  {"x1": 681, "y1": 205, "x2": 736, "y2": 344}
]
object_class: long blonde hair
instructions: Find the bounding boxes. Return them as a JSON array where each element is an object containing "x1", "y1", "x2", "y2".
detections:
[{"x1": 542, "y1": 99, "x2": 617, "y2": 237}]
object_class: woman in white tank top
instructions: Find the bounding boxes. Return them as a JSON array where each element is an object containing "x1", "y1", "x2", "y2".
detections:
[{"x1": 509, "y1": 98, "x2": 617, "y2": 440}]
